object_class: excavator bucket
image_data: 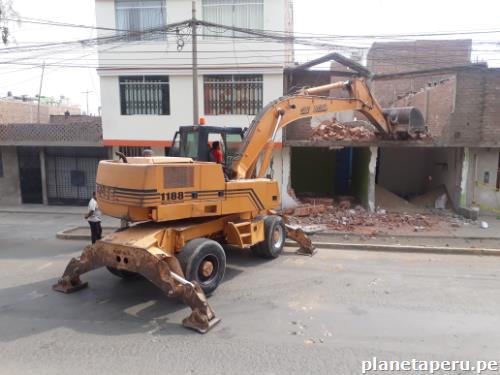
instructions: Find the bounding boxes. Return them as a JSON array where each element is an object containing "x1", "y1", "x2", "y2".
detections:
[
  {"x1": 53, "y1": 239, "x2": 220, "y2": 334},
  {"x1": 382, "y1": 107, "x2": 426, "y2": 137}
]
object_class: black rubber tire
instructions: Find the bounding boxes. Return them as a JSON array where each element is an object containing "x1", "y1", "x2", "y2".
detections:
[
  {"x1": 176, "y1": 238, "x2": 226, "y2": 295},
  {"x1": 106, "y1": 266, "x2": 140, "y2": 280},
  {"x1": 253, "y1": 216, "x2": 286, "y2": 259}
]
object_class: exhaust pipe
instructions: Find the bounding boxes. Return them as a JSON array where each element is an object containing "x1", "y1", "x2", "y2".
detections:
[{"x1": 382, "y1": 107, "x2": 426, "y2": 134}]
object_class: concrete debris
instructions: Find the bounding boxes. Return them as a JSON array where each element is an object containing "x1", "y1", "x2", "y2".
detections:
[
  {"x1": 312, "y1": 118, "x2": 376, "y2": 141},
  {"x1": 376, "y1": 185, "x2": 417, "y2": 211},
  {"x1": 434, "y1": 194, "x2": 448, "y2": 209},
  {"x1": 290, "y1": 204, "x2": 325, "y2": 217},
  {"x1": 288, "y1": 204, "x2": 437, "y2": 233},
  {"x1": 301, "y1": 197, "x2": 335, "y2": 206},
  {"x1": 409, "y1": 185, "x2": 450, "y2": 209},
  {"x1": 300, "y1": 224, "x2": 328, "y2": 234},
  {"x1": 286, "y1": 199, "x2": 477, "y2": 235}
]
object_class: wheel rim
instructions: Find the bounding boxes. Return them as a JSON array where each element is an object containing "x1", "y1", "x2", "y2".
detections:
[
  {"x1": 197, "y1": 254, "x2": 219, "y2": 283},
  {"x1": 272, "y1": 225, "x2": 284, "y2": 250}
]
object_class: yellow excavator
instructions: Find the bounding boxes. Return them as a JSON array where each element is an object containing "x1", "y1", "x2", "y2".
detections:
[{"x1": 53, "y1": 79, "x2": 425, "y2": 333}]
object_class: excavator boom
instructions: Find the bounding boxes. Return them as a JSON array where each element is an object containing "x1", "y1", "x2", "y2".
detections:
[{"x1": 230, "y1": 79, "x2": 425, "y2": 180}]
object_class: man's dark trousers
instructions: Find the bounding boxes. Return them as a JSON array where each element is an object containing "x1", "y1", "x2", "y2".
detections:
[{"x1": 88, "y1": 221, "x2": 102, "y2": 244}]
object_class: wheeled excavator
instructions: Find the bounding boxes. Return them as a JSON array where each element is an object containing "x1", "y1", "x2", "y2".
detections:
[{"x1": 53, "y1": 79, "x2": 425, "y2": 333}]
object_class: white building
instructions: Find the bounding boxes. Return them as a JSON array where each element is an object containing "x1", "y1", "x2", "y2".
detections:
[{"x1": 95, "y1": 0, "x2": 294, "y2": 154}]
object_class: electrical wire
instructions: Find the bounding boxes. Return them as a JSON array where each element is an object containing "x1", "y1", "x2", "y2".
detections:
[{"x1": 7, "y1": 15, "x2": 500, "y2": 41}]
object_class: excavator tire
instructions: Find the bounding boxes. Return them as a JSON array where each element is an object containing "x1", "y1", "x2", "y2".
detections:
[
  {"x1": 106, "y1": 266, "x2": 141, "y2": 280},
  {"x1": 252, "y1": 216, "x2": 285, "y2": 259},
  {"x1": 177, "y1": 238, "x2": 226, "y2": 295}
]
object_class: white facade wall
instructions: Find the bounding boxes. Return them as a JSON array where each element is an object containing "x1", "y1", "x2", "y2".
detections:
[
  {"x1": 99, "y1": 72, "x2": 284, "y2": 142},
  {"x1": 95, "y1": 0, "x2": 292, "y2": 145},
  {"x1": 467, "y1": 148, "x2": 500, "y2": 215}
]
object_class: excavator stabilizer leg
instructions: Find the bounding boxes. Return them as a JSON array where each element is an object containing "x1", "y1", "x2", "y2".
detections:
[
  {"x1": 53, "y1": 244, "x2": 97, "y2": 293},
  {"x1": 52, "y1": 240, "x2": 220, "y2": 333},
  {"x1": 178, "y1": 282, "x2": 221, "y2": 333},
  {"x1": 285, "y1": 224, "x2": 316, "y2": 256}
]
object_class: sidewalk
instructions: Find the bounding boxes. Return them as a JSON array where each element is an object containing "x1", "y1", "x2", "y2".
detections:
[
  {"x1": 0, "y1": 204, "x2": 84, "y2": 215},
  {"x1": 0, "y1": 204, "x2": 500, "y2": 244}
]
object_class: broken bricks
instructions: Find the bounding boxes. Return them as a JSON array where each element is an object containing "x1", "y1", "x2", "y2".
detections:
[{"x1": 311, "y1": 118, "x2": 376, "y2": 141}]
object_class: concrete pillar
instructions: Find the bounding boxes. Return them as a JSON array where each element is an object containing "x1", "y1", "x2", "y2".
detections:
[
  {"x1": 111, "y1": 146, "x2": 120, "y2": 159},
  {"x1": 0, "y1": 146, "x2": 22, "y2": 205},
  {"x1": 39, "y1": 148, "x2": 48, "y2": 205},
  {"x1": 279, "y1": 146, "x2": 299, "y2": 209},
  {"x1": 459, "y1": 147, "x2": 470, "y2": 208},
  {"x1": 254, "y1": 146, "x2": 299, "y2": 210},
  {"x1": 368, "y1": 146, "x2": 378, "y2": 212}
]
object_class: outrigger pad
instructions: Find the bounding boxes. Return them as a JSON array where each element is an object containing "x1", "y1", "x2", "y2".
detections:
[
  {"x1": 296, "y1": 247, "x2": 317, "y2": 257},
  {"x1": 52, "y1": 278, "x2": 88, "y2": 294},
  {"x1": 183, "y1": 316, "x2": 221, "y2": 334}
]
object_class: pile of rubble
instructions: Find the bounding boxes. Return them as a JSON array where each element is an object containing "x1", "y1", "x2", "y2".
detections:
[
  {"x1": 286, "y1": 203, "x2": 438, "y2": 234},
  {"x1": 312, "y1": 119, "x2": 376, "y2": 141}
]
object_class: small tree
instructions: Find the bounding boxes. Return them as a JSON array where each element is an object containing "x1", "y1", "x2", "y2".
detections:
[{"x1": 0, "y1": 0, "x2": 17, "y2": 44}]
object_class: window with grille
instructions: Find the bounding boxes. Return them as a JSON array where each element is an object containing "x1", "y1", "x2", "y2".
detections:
[
  {"x1": 202, "y1": 0, "x2": 263, "y2": 38},
  {"x1": 119, "y1": 76, "x2": 170, "y2": 115},
  {"x1": 115, "y1": 0, "x2": 166, "y2": 40},
  {"x1": 119, "y1": 146, "x2": 152, "y2": 157},
  {"x1": 204, "y1": 75, "x2": 263, "y2": 115}
]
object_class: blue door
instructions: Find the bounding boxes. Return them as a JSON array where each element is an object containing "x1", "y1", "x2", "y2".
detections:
[{"x1": 335, "y1": 147, "x2": 353, "y2": 195}]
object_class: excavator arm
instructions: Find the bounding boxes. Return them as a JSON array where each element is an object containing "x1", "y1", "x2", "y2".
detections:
[{"x1": 230, "y1": 79, "x2": 425, "y2": 180}]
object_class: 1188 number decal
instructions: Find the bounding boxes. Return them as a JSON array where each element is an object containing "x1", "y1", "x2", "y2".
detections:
[{"x1": 161, "y1": 192, "x2": 185, "y2": 201}]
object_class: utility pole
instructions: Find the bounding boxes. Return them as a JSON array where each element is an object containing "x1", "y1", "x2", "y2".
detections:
[
  {"x1": 191, "y1": 0, "x2": 199, "y2": 125},
  {"x1": 36, "y1": 61, "x2": 45, "y2": 123},
  {"x1": 81, "y1": 90, "x2": 93, "y2": 115}
]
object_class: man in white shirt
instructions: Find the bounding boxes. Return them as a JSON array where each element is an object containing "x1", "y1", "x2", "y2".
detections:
[{"x1": 85, "y1": 191, "x2": 102, "y2": 244}]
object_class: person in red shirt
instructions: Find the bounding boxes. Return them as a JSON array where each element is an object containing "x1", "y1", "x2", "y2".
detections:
[{"x1": 210, "y1": 141, "x2": 224, "y2": 164}]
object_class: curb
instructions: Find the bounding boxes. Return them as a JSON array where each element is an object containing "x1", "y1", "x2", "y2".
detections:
[
  {"x1": 57, "y1": 227, "x2": 500, "y2": 256},
  {"x1": 0, "y1": 209, "x2": 83, "y2": 216},
  {"x1": 56, "y1": 226, "x2": 118, "y2": 240},
  {"x1": 285, "y1": 241, "x2": 500, "y2": 256},
  {"x1": 315, "y1": 230, "x2": 500, "y2": 242}
]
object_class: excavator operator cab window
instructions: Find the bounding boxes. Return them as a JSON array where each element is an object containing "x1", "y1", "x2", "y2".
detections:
[
  {"x1": 182, "y1": 131, "x2": 199, "y2": 159},
  {"x1": 225, "y1": 133, "x2": 242, "y2": 159},
  {"x1": 170, "y1": 131, "x2": 180, "y2": 156}
]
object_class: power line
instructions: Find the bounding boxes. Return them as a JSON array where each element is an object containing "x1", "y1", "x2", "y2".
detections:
[{"x1": 8, "y1": 15, "x2": 500, "y2": 40}]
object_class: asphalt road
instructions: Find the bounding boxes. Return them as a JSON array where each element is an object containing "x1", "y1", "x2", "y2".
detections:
[{"x1": 1, "y1": 212, "x2": 500, "y2": 374}]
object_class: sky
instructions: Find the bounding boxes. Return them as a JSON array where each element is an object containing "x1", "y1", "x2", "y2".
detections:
[{"x1": 1, "y1": 0, "x2": 499, "y2": 115}]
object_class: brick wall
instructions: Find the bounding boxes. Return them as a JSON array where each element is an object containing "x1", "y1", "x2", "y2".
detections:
[
  {"x1": 368, "y1": 40, "x2": 472, "y2": 74},
  {"x1": 49, "y1": 115, "x2": 101, "y2": 125},
  {"x1": 447, "y1": 69, "x2": 485, "y2": 145},
  {"x1": 0, "y1": 100, "x2": 80, "y2": 124},
  {"x1": 481, "y1": 69, "x2": 500, "y2": 145},
  {"x1": 284, "y1": 40, "x2": 500, "y2": 147},
  {"x1": 391, "y1": 77, "x2": 456, "y2": 140},
  {"x1": 369, "y1": 40, "x2": 471, "y2": 107},
  {"x1": 366, "y1": 39, "x2": 500, "y2": 146}
]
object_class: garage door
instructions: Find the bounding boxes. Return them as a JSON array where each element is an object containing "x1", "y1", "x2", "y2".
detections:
[{"x1": 45, "y1": 147, "x2": 109, "y2": 205}]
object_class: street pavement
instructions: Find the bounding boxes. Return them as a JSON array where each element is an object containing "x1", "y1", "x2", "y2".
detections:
[{"x1": 1, "y1": 212, "x2": 500, "y2": 374}]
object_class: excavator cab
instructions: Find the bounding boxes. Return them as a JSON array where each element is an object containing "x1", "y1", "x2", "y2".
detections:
[{"x1": 169, "y1": 125, "x2": 245, "y2": 165}]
